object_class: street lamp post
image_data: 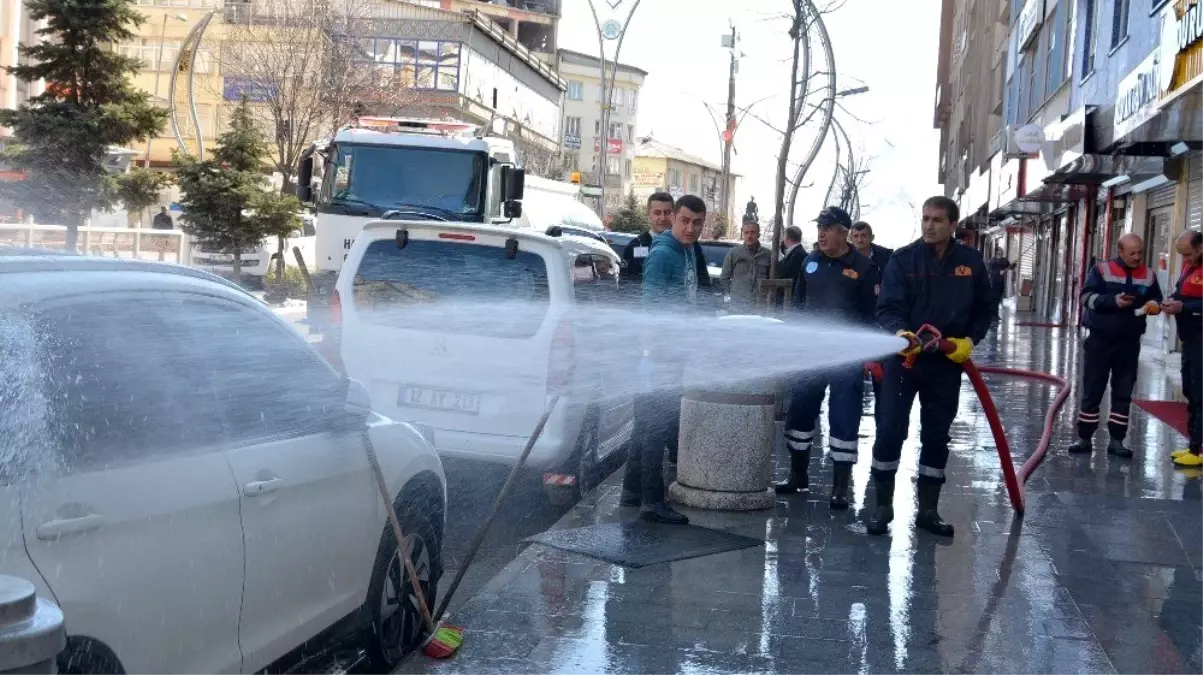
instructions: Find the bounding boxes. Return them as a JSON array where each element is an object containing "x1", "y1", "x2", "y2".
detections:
[
  {"x1": 783, "y1": 87, "x2": 869, "y2": 234},
  {"x1": 144, "y1": 13, "x2": 188, "y2": 169},
  {"x1": 586, "y1": 0, "x2": 641, "y2": 219}
]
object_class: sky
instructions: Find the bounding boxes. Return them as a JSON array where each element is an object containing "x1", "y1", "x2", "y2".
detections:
[{"x1": 557, "y1": 0, "x2": 944, "y2": 248}]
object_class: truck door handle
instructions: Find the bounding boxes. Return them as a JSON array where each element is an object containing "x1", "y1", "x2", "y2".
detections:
[
  {"x1": 243, "y1": 478, "x2": 282, "y2": 497},
  {"x1": 36, "y1": 514, "x2": 105, "y2": 540}
]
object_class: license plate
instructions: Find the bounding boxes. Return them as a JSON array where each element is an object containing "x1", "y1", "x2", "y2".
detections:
[{"x1": 399, "y1": 387, "x2": 480, "y2": 414}]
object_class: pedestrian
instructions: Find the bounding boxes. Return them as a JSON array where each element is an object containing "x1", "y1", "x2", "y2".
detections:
[
  {"x1": 868, "y1": 196, "x2": 993, "y2": 537},
  {"x1": 152, "y1": 206, "x2": 174, "y2": 230},
  {"x1": 1161, "y1": 230, "x2": 1201, "y2": 467},
  {"x1": 620, "y1": 194, "x2": 707, "y2": 524},
  {"x1": 777, "y1": 225, "x2": 806, "y2": 282},
  {"x1": 720, "y1": 218, "x2": 772, "y2": 310},
  {"x1": 849, "y1": 221, "x2": 893, "y2": 271},
  {"x1": 775, "y1": 206, "x2": 879, "y2": 508},
  {"x1": 621, "y1": 191, "x2": 674, "y2": 282},
  {"x1": 1068, "y1": 233, "x2": 1163, "y2": 459},
  {"x1": 986, "y1": 245, "x2": 1015, "y2": 316}
]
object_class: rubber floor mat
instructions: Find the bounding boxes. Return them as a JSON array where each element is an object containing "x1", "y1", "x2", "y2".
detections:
[{"x1": 526, "y1": 521, "x2": 763, "y2": 568}]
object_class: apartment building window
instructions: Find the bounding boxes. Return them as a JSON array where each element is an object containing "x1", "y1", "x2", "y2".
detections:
[
  {"x1": 1045, "y1": 6, "x2": 1071, "y2": 98},
  {"x1": 606, "y1": 155, "x2": 621, "y2": 176},
  {"x1": 625, "y1": 159, "x2": 632, "y2": 178},
  {"x1": 1110, "y1": 0, "x2": 1130, "y2": 49},
  {"x1": 608, "y1": 122, "x2": 622, "y2": 139},
  {"x1": 627, "y1": 89, "x2": 637, "y2": 110},
  {"x1": 627, "y1": 124, "x2": 634, "y2": 141},
  {"x1": 1080, "y1": 0, "x2": 1097, "y2": 77},
  {"x1": 667, "y1": 168, "x2": 682, "y2": 188},
  {"x1": 119, "y1": 39, "x2": 213, "y2": 73},
  {"x1": 564, "y1": 116, "x2": 582, "y2": 137},
  {"x1": 594, "y1": 119, "x2": 600, "y2": 136},
  {"x1": 138, "y1": 0, "x2": 216, "y2": 7},
  {"x1": 345, "y1": 38, "x2": 460, "y2": 91},
  {"x1": 689, "y1": 174, "x2": 699, "y2": 193},
  {"x1": 567, "y1": 80, "x2": 583, "y2": 100}
]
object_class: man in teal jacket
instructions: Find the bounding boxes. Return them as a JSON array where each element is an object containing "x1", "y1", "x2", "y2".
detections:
[{"x1": 620, "y1": 194, "x2": 707, "y2": 524}]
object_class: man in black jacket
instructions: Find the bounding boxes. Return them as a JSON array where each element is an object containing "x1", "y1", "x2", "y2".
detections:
[
  {"x1": 849, "y1": 221, "x2": 892, "y2": 271},
  {"x1": 777, "y1": 225, "x2": 806, "y2": 283},
  {"x1": 868, "y1": 196, "x2": 993, "y2": 538},
  {"x1": 622, "y1": 191, "x2": 712, "y2": 291}
]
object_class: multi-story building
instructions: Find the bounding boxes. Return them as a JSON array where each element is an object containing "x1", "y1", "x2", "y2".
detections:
[
  {"x1": 441, "y1": 0, "x2": 558, "y2": 64},
  {"x1": 633, "y1": 136, "x2": 737, "y2": 236},
  {"x1": 934, "y1": 0, "x2": 1202, "y2": 360},
  {"x1": 557, "y1": 48, "x2": 645, "y2": 216},
  {"x1": 0, "y1": 0, "x2": 44, "y2": 129}
]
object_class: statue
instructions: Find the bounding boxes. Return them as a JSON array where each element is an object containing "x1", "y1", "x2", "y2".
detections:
[{"x1": 744, "y1": 196, "x2": 758, "y2": 223}]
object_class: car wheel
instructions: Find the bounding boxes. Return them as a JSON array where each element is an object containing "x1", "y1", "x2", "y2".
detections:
[
  {"x1": 57, "y1": 637, "x2": 124, "y2": 674},
  {"x1": 362, "y1": 494, "x2": 443, "y2": 671},
  {"x1": 545, "y1": 409, "x2": 599, "y2": 507}
]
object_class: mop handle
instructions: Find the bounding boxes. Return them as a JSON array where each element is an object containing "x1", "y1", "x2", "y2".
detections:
[{"x1": 433, "y1": 395, "x2": 561, "y2": 624}]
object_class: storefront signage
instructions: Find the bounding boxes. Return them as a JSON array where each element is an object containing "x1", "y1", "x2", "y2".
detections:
[
  {"x1": 1113, "y1": 50, "x2": 1161, "y2": 140},
  {"x1": 1018, "y1": 0, "x2": 1044, "y2": 49},
  {"x1": 1159, "y1": 0, "x2": 1203, "y2": 99},
  {"x1": 1175, "y1": 1, "x2": 1203, "y2": 52},
  {"x1": 1041, "y1": 106, "x2": 1090, "y2": 171},
  {"x1": 1013, "y1": 123, "x2": 1046, "y2": 154},
  {"x1": 633, "y1": 171, "x2": 663, "y2": 187},
  {"x1": 593, "y1": 138, "x2": 623, "y2": 154},
  {"x1": 563, "y1": 133, "x2": 581, "y2": 150}
]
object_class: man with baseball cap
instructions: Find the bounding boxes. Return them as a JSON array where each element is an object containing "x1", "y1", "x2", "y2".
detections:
[{"x1": 776, "y1": 206, "x2": 879, "y2": 509}]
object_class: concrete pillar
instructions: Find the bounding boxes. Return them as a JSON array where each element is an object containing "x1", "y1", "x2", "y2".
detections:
[
  {"x1": 0, "y1": 575, "x2": 65, "y2": 674},
  {"x1": 669, "y1": 315, "x2": 780, "y2": 511}
]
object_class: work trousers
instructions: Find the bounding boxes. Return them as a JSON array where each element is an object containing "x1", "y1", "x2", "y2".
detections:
[
  {"x1": 784, "y1": 364, "x2": 864, "y2": 465},
  {"x1": 1077, "y1": 334, "x2": 1141, "y2": 441},
  {"x1": 1183, "y1": 335, "x2": 1202, "y2": 453},
  {"x1": 622, "y1": 392, "x2": 679, "y2": 505},
  {"x1": 871, "y1": 355, "x2": 963, "y2": 485}
]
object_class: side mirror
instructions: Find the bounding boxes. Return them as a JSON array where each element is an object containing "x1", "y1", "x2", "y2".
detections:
[
  {"x1": 504, "y1": 200, "x2": 522, "y2": 219},
  {"x1": 500, "y1": 166, "x2": 525, "y2": 201},
  {"x1": 296, "y1": 151, "x2": 314, "y2": 204},
  {"x1": 344, "y1": 378, "x2": 372, "y2": 424}
]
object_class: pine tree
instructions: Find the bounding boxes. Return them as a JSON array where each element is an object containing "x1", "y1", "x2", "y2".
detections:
[
  {"x1": 116, "y1": 168, "x2": 173, "y2": 227},
  {"x1": 0, "y1": 0, "x2": 167, "y2": 251},
  {"x1": 608, "y1": 191, "x2": 650, "y2": 234},
  {"x1": 176, "y1": 97, "x2": 298, "y2": 284}
]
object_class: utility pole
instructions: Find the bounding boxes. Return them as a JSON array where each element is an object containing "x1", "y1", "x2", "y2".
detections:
[{"x1": 720, "y1": 23, "x2": 736, "y2": 227}]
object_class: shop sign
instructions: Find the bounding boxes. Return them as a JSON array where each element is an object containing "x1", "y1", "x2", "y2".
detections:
[
  {"x1": 563, "y1": 133, "x2": 581, "y2": 150},
  {"x1": 1018, "y1": 0, "x2": 1044, "y2": 49},
  {"x1": 593, "y1": 138, "x2": 623, "y2": 154},
  {"x1": 633, "y1": 171, "x2": 663, "y2": 188},
  {"x1": 1159, "y1": 0, "x2": 1203, "y2": 98},
  {"x1": 1113, "y1": 50, "x2": 1161, "y2": 140},
  {"x1": 1041, "y1": 106, "x2": 1090, "y2": 171},
  {"x1": 990, "y1": 152, "x2": 1025, "y2": 213}
]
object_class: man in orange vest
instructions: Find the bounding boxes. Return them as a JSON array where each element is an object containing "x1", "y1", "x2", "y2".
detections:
[
  {"x1": 1069, "y1": 234, "x2": 1163, "y2": 458},
  {"x1": 1163, "y1": 230, "x2": 1202, "y2": 467}
]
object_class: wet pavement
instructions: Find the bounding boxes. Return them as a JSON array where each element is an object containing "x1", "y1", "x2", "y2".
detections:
[{"x1": 399, "y1": 312, "x2": 1201, "y2": 674}]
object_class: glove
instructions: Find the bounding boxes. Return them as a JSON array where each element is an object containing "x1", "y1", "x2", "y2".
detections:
[
  {"x1": 1141, "y1": 301, "x2": 1161, "y2": 316},
  {"x1": 946, "y1": 337, "x2": 973, "y2": 364},
  {"x1": 864, "y1": 362, "x2": 883, "y2": 382},
  {"x1": 896, "y1": 330, "x2": 921, "y2": 357}
]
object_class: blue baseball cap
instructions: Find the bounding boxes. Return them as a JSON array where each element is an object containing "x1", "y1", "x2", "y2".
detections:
[{"x1": 815, "y1": 206, "x2": 853, "y2": 230}]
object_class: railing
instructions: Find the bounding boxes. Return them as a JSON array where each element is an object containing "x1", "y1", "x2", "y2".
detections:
[{"x1": 0, "y1": 224, "x2": 193, "y2": 266}]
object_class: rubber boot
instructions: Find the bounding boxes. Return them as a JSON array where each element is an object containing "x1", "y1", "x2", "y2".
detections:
[
  {"x1": 774, "y1": 451, "x2": 809, "y2": 494},
  {"x1": 1067, "y1": 437, "x2": 1093, "y2": 455},
  {"x1": 866, "y1": 477, "x2": 895, "y2": 536},
  {"x1": 915, "y1": 483, "x2": 954, "y2": 537},
  {"x1": 1107, "y1": 437, "x2": 1133, "y2": 458},
  {"x1": 829, "y1": 463, "x2": 852, "y2": 510}
]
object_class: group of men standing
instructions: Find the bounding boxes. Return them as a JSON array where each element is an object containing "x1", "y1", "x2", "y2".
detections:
[{"x1": 619, "y1": 191, "x2": 996, "y2": 537}]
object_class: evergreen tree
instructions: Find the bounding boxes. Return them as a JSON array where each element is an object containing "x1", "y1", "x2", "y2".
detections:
[
  {"x1": 710, "y1": 213, "x2": 729, "y2": 240},
  {"x1": 0, "y1": 0, "x2": 167, "y2": 251},
  {"x1": 116, "y1": 168, "x2": 173, "y2": 227},
  {"x1": 608, "y1": 192, "x2": 649, "y2": 234}
]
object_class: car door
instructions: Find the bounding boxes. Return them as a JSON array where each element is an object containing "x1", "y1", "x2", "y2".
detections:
[
  {"x1": 19, "y1": 294, "x2": 244, "y2": 674},
  {"x1": 165, "y1": 295, "x2": 378, "y2": 673}
]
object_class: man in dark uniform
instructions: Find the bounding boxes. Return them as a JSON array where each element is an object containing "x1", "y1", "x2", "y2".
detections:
[
  {"x1": 868, "y1": 196, "x2": 993, "y2": 537},
  {"x1": 1165, "y1": 230, "x2": 1202, "y2": 467},
  {"x1": 775, "y1": 206, "x2": 879, "y2": 508},
  {"x1": 849, "y1": 221, "x2": 892, "y2": 271},
  {"x1": 1069, "y1": 233, "x2": 1163, "y2": 458}
]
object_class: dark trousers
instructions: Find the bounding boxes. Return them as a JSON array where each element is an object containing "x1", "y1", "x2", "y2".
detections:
[
  {"x1": 871, "y1": 355, "x2": 963, "y2": 485},
  {"x1": 1184, "y1": 336, "x2": 1202, "y2": 453},
  {"x1": 1077, "y1": 334, "x2": 1141, "y2": 441},
  {"x1": 784, "y1": 365, "x2": 864, "y2": 465},
  {"x1": 622, "y1": 392, "x2": 679, "y2": 505}
]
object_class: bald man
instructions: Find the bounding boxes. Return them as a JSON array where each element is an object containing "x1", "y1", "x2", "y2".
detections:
[{"x1": 1070, "y1": 234, "x2": 1163, "y2": 458}]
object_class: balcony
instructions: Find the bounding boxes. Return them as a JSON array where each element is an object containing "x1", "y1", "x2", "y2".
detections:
[
  {"x1": 934, "y1": 82, "x2": 951, "y2": 129},
  {"x1": 471, "y1": 0, "x2": 560, "y2": 18}
]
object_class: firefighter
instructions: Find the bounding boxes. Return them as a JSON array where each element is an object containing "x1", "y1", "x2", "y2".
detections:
[
  {"x1": 775, "y1": 206, "x2": 879, "y2": 509},
  {"x1": 868, "y1": 196, "x2": 993, "y2": 537},
  {"x1": 1069, "y1": 233, "x2": 1163, "y2": 458},
  {"x1": 1163, "y1": 230, "x2": 1202, "y2": 467}
]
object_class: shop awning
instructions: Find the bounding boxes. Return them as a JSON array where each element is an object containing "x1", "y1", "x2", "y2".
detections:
[{"x1": 1041, "y1": 154, "x2": 1168, "y2": 185}]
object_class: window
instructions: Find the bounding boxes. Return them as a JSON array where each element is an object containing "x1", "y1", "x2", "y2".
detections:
[
  {"x1": 1045, "y1": 7, "x2": 1070, "y2": 98},
  {"x1": 320, "y1": 143, "x2": 487, "y2": 216},
  {"x1": 608, "y1": 122, "x2": 622, "y2": 139},
  {"x1": 1111, "y1": 0, "x2": 1130, "y2": 49},
  {"x1": 627, "y1": 124, "x2": 634, "y2": 141},
  {"x1": 596, "y1": 84, "x2": 604, "y2": 101},
  {"x1": 1081, "y1": 0, "x2": 1097, "y2": 75},
  {"x1": 625, "y1": 159, "x2": 632, "y2": 177},
  {"x1": 572, "y1": 254, "x2": 619, "y2": 304},
  {"x1": 118, "y1": 39, "x2": 213, "y2": 73},
  {"x1": 137, "y1": 0, "x2": 215, "y2": 7},
  {"x1": 627, "y1": 89, "x2": 637, "y2": 109},
  {"x1": 343, "y1": 37, "x2": 460, "y2": 91},
  {"x1": 667, "y1": 168, "x2": 682, "y2": 188},
  {"x1": 611, "y1": 87, "x2": 623, "y2": 105},
  {"x1": 594, "y1": 119, "x2": 600, "y2": 136},
  {"x1": 690, "y1": 174, "x2": 699, "y2": 193},
  {"x1": 567, "y1": 80, "x2": 583, "y2": 100},
  {"x1": 606, "y1": 155, "x2": 621, "y2": 175},
  {"x1": 564, "y1": 116, "x2": 581, "y2": 137}
]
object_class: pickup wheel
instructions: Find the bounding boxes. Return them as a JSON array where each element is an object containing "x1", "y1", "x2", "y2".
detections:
[{"x1": 545, "y1": 409, "x2": 599, "y2": 507}]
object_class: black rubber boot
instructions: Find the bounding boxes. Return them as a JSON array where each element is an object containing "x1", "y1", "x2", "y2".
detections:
[
  {"x1": 915, "y1": 482, "x2": 954, "y2": 537},
  {"x1": 619, "y1": 490, "x2": 641, "y2": 507},
  {"x1": 641, "y1": 502, "x2": 689, "y2": 524},
  {"x1": 1107, "y1": 437, "x2": 1133, "y2": 458},
  {"x1": 1067, "y1": 438, "x2": 1093, "y2": 455},
  {"x1": 774, "y1": 451, "x2": 810, "y2": 494},
  {"x1": 866, "y1": 477, "x2": 895, "y2": 536},
  {"x1": 829, "y1": 463, "x2": 852, "y2": 510}
]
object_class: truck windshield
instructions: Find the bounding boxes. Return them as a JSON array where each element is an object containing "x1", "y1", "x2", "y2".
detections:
[{"x1": 323, "y1": 143, "x2": 486, "y2": 219}]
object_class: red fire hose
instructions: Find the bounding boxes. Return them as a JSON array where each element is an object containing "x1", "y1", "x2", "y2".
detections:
[{"x1": 878, "y1": 325, "x2": 1073, "y2": 517}]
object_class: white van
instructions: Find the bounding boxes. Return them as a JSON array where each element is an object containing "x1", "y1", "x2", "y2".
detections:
[
  {"x1": 516, "y1": 175, "x2": 606, "y2": 242},
  {"x1": 332, "y1": 220, "x2": 634, "y2": 503}
]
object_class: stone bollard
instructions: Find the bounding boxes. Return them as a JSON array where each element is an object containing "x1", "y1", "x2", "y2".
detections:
[
  {"x1": 669, "y1": 316, "x2": 781, "y2": 511},
  {"x1": 0, "y1": 576, "x2": 66, "y2": 674}
]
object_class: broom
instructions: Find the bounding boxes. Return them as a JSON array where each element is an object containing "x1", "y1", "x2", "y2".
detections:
[{"x1": 363, "y1": 395, "x2": 561, "y2": 660}]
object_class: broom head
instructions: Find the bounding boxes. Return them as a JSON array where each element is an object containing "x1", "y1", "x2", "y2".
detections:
[{"x1": 422, "y1": 624, "x2": 464, "y2": 659}]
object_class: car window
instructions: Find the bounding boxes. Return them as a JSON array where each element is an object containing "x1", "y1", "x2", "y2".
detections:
[
  {"x1": 352, "y1": 238, "x2": 550, "y2": 338},
  {"x1": 572, "y1": 254, "x2": 620, "y2": 305},
  {"x1": 700, "y1": 244, "x2": 734, "y2": 268},
  {"x1": 162, "y1": 295, "x2": 346, "y2": 445},
  {"x1": 27, "y1": 298, "x2": 225, "y2": 472}
]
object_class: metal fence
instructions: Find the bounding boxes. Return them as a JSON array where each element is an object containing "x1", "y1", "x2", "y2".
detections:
[{"x1": 0, "y1": 224, "x2": 193, "y2": 265}]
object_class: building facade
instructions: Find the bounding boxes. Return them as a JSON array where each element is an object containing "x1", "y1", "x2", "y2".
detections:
[
  {"x1": 633, "y1": 136, "x2": 737, "y2": 236},
  {"x1": 935, "y1": 0, "x2": 1202, "y2": 361},
  {"x1": 556, "y1": 48, "x2": 645, "y2": 216},
  {"x1": 442, "y1": 0, "x2": 558, "y2": 65}
]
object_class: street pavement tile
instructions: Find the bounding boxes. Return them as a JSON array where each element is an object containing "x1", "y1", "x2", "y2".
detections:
[
  {"x1": 945, "y1": 635, "x2": 1117, "y2": 674},
  {"x1": 1102, "y1": 644, "x2": 1203, "y2": 675}
]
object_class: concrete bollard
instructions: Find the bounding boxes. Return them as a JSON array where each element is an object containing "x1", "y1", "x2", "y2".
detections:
[
  {"x1": 0, "y1": 576, "x2": 66, "y2": 674},
  {"x1": 669, "y1": 316, "x2": 781, "y2": 511}
]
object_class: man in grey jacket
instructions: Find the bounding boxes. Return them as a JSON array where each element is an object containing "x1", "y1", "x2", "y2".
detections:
[{"x1": 721, "y1": 218, "x2": 772, "y2": 310}]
